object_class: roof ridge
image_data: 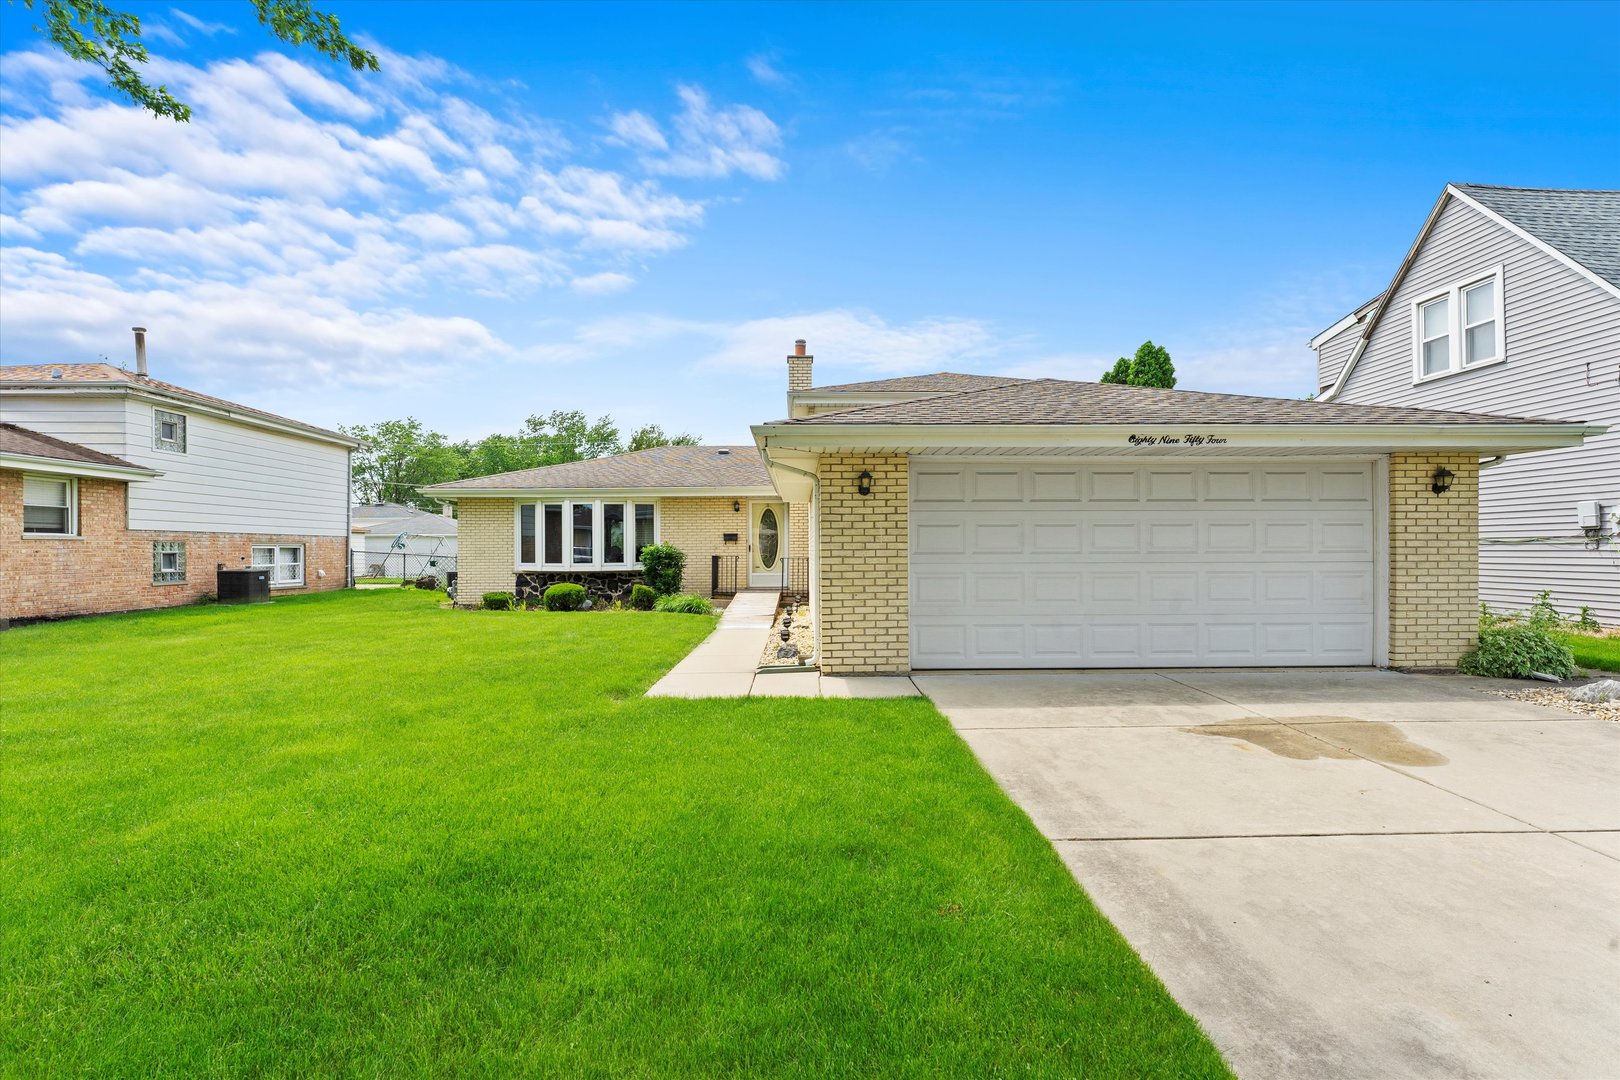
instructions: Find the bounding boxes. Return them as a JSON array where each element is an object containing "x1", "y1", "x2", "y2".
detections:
[
  {"x1": 1454, "y1": 182, "x2": 1620, "y2": 195},
  {"x1": 788, "y1": 376, "x2": 1030, "y2": 422}
]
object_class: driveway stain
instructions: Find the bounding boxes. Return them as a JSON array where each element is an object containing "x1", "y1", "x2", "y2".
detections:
[{"x1": 1181, "y1": 717, "x2": 1449, "y2": 767}]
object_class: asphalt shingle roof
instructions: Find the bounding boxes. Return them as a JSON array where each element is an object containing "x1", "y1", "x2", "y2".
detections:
[
  {"x1": 0, "y1": 422, "x2": 150, "y2": 471},
  {"x1": 352, "y1": 502, "x2": 459, "y2": 535},
  {"x1": 0, "y1": 363, "x2": 355, "y2": 444},
  {"x1": 1455, "y1": 184, "x2": 1620, "y2": 289},
  {"x1": 782, "y1": 378, "x2": 1563, "y2": 426},
  {"x1": 429, "y1": 444, "x2": 771, "y2": 491},
  {"x1": 806, "y1": 372, "x2": 1027, "y2": 394}
]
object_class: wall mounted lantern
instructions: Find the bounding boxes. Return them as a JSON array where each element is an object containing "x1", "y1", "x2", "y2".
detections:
[
  {"x1": 857, "y1": 470, "x2": 874, "y2": 497},
  {"x1": 732, "y1": 500, "x2": 741, "y2": 513},
  {"x1": 1430, "y1": 466, "x2": 1455, "y2": 496}
]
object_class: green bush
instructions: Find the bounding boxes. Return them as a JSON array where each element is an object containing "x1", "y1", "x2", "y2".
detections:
[
  {"x1": 481, "y1": 591, "x2": 514, "y2": 611},
  {"x1": 629, "y1": 584, "x2": 658, "y2": 610},
  {"x1": 542, "y1": 583, "x2": 587, "y2": 612},
  {"x1": 638, "y1": 543, "x2": 686, "y2": 596},
  {"x1": 1459, "y1": 606, "x2": 1576, "y2": 680},
  {"x1": 653, "y1": 592, "x2": 713, "y2": 615},
  {"x1": 1576, "y1": 605, "x2": 1601, "y2": 633}
]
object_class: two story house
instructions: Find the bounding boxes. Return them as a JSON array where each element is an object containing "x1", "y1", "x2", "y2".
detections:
[
  {"x1": 1314, "y1": 184, "x2": 1620, "y2": 624},
  {"x1": 0, "y1": 330, "x2": 360, "y2": 622}
]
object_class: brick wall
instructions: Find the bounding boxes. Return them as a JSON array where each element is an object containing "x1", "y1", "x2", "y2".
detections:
[
  {"x1": 452, "y1": 494, "x2": 809, "y2": 605},
  {"x1": 452, "y1": 497, "x2": 516, "y2": 604},
  {"x1": 1388, "y1": 453, "x2": 1479, "y2": 669},
  {"x1": 816, "y1": 454, "x2": 909, "y2": 674},
  {"x1": 1, "y1": 469, "x2": 345, "y2": 621}
]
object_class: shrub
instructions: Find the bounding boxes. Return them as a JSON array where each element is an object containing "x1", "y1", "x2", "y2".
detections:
[
  {"x1": 542, "y1": 583, "x2": 587, "y2": 612},
  {"x1": 1459, "y1": 622, "x2": 1576, "y2": 680},
  {"x1": 1576, "y1": 605, "x2": 1601, "y2": 633},
  {"x1": 481, "y1": 591, "x2": 514, "y2": 610},
  {"x1": 653, "y1": 592, "x2": 713, "y2": 615},
  {"x1": 629, "y1": 583, "x2": 658, "y2": 610},
  {"x1": 638, "y1": 543, "x2": 686, "y2": 596}
]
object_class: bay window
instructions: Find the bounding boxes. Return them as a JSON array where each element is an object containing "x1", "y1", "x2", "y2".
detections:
[
  {"x1": 514, "y1": 500, "x2": 658, "y2": 569},
  {"x1": 1413, "y1": 267, "x2": 1504, "y2": 381}
]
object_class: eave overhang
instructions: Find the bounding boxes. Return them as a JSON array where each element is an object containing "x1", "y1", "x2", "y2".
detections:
[
  {"x1": 0, "y1": 451, "x2": 162, "y2": 481},
  {"x1": 422, "y1": 484, "x2": 778, "y2": 500}
]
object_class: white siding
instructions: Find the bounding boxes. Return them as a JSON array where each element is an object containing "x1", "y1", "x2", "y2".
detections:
[
  {"x1": 1315, "y1": 321, "x2": 1361, "y2": 394},
  {"x1": 0, "y1": 394, "x2": 128, "y2": 456},
  {"x1": 121, "y1": 400, "x2": 350, "y2": 535},
  {"x1": 1335, "y1": 197, "x2": 1620, "y2": 621}
]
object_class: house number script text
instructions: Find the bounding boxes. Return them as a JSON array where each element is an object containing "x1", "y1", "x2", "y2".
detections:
[{"x1": 1127, "y1": 433, "x2": 1230, "y2": 447}]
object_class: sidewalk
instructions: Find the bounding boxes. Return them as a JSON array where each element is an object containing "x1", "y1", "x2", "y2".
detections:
[{"x1": 646, "y1": 589, "x2": 919, "y2": 699}]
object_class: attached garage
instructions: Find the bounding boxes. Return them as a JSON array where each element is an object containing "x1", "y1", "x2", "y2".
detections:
[{"x1": 909, "y1": 460, "x2": 1380, "y2": 668}]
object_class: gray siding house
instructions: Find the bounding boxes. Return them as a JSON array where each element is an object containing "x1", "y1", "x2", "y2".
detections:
[{"x1": 1314, "y1": 184, "x2": 1620, "y2": 622}]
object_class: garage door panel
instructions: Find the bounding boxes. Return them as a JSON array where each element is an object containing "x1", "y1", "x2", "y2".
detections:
[{"x1": 911, "y1": 461, "x2": 1376, "y2": 668}]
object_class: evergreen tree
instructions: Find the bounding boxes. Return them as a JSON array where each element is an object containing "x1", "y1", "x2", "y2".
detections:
[
  {"x1": 1099, "y1": 357, "x2": 1133, "y2": 384},
  {"x1": 1127, "y1": 340, "x2": 1176, "y2": 388}
]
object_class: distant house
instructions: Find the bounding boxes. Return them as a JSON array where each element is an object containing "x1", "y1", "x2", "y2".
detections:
[
  {"x1": 1, "y1": 331, "x2": 360, "y2": 621},
  {"x1": 350, "y1": 502, "x2": 458, "y2": 580},
  {"x1": 1313, "y1": 184, "x2": 1620, "y2": 623}
]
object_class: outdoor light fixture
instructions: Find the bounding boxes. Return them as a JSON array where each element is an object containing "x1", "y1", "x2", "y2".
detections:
[
  {"x1": 1431, "y1": 466, "x2": 1455, "y2": 495},
  {"x1": 857, "y1": 470, "x2": 873, "y2": 497},
  {"x1": 732, "y1": 500, "x2": 741, "y2": 513}
]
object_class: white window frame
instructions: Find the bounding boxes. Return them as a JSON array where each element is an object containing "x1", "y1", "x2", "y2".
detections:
[
  {"x1": 153, "y1": 408, "x2": 187, "y2": 453},
  {"x1": 21, "y1": 474, "x2": 77, "y2": 537},
  {"x1": 251, "y1": 544, "x2": 305, "y2": 587},
  {"x1": 513, "y1": 499, "x2": 660, "y2": 571},
  {"x1": 1410, "y1": 265, "x2": 1506, "y2": 384}
]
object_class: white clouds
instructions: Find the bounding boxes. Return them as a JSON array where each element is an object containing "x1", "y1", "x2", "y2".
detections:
[
  {"x1": 0, "y1": 45, "x2": 784, "y2": 387},
  {"x1": 746, "y1": 53, "x2": 788, "y2": 87},
  {"x1": 606, "y1": 84, "x2": 784, "y2": 181},
  {"x1": 170, "y1": 8, "x2": 237, "y2": 35}
]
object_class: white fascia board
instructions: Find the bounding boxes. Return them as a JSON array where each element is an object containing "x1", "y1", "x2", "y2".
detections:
[
  {"x1": 1, "y1": 383, "x2": 362, "y2": 449},
  {"x1": 752, "y1": 421, "x2": 1604, "y2": 455},
  {"x1": 0, "y1": 451, "x2": 161, "y2": 480},
  {"x1": 421, "y1": 485, "x2": 778, "y2": 499},
  {"x1": 1307, "y1": 295, "x2": 1383, "y2": 350}
]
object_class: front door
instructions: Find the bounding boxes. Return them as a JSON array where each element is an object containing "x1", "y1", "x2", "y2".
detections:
[{"x1": 749, "y1": 501, "x2": 786, "y2": 588}]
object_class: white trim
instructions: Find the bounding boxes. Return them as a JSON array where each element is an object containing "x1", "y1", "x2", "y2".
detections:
[
  {"x1": 428, "y1": 485, "x2": 774, "y2": 500},
  {"x1": 1408, "y1": 265, "x2": 1505, "y2": 384},
  {"x1": 1308, "y1": 295, "x2": 1382, "y2": 349},
  {"x1": 20, "y1": 473, "x2": 77, "y2": 537},
  {"x1": 1446, "y1": 185, "x2": 1620, "y2": 302},
  {"x1": 251, "y1": 543, "x2": 305, "y2": 587},
  {"x1": 754, "y1": 421, "x2": 1602, "y2": 455},
  {"x1": 0, "y1": 451, "x2": 159, "y2": 481},
  {"x1": 1372, "y1": 455, "x2": 1390, "y2": 668},
  {"x1": 512, "y1": 498, "x2": 661, "y2": 572}
]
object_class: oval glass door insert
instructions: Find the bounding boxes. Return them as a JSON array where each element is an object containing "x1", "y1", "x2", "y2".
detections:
[{"x1": 758, "y1": 507, "x2": 779, "y2": 569}]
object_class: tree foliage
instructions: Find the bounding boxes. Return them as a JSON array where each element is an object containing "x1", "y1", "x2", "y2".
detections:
[
  {"x1": 1099, "y1": 340, "x2": 1177, "y2": 389},
  {"x1": 343, "y1": 412, "x2": 702, "y2": 509},
  {"x1": 16, "y1": 0, "x2": 377, "y2": 122}
]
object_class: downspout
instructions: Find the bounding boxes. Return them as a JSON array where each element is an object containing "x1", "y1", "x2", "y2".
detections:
[
  {"x1": 764, "y1": 452, "x2": 821, "y2": 662},
  {"x1": 345, "y1": 448, "x2": 354, "y2": 589},
  {"x1": 1479, "y1": 455, "x2": 1506, "y2": 470}
]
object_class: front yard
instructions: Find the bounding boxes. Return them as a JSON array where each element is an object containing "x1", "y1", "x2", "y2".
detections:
[{"x1": 1, "y1": 590, "x2": 1228, "y2": 1078}]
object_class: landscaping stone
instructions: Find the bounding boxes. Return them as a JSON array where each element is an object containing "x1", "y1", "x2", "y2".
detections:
[{"x1": 1570, "y1": 678, "x2": 1620, "y2": 704}]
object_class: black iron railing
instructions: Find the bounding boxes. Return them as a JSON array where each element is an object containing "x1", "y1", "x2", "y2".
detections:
[
  {"x1": 711, "y1": 554, "x2": 741, "y2": 597},
  {"x1": 779, "y1": 556, "x2": 810, "y2": 600}
]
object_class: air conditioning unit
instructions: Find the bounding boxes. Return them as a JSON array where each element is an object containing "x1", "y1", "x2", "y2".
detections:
[{"x1": 1576, "y1": 500, "x2": 1603, "y2": 530}]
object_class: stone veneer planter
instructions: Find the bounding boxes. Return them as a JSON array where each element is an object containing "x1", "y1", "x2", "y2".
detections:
[{"x1": 515, "y1": 570, "x2": 643, "y2": 606}]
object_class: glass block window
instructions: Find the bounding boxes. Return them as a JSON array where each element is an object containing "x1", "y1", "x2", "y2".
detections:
[
  {"x1": 152, "y1": 541, "x2": 186, "y2": 584},
  {"x1": 153, "y1": 409, "x2": 187, "y2": 453}
]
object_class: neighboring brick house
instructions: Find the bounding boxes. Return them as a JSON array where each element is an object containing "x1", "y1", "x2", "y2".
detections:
[{"x1": 1, "y1": 336, "x2": 359, "y2": 622}]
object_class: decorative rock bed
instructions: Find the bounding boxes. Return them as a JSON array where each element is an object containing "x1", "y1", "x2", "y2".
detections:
[
  {"x1": 1489, "y1": 682, "x2": 1620, "y2": 722},
  {"x1": 759, "y1": 596, "x2": 815, "y2": 669}
]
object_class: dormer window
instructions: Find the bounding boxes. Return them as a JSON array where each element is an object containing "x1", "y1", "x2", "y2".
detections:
[
  {"x1": 153, "y1": 408, "x2": 187, "y2": 453},
  {"x1": 1412, "y1": 267, "x2": 1504, "y2": 382}
]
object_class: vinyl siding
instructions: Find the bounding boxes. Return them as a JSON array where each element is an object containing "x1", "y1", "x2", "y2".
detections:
[
  {"x1": 1335, "y1": 196, "x2": 1620, "y2": 622},
  {"x1": 0, "y1": 394, "x2": 128, "y2": 456},
  {"x1": 1315, "y1": 321, "x2": 1361, "y2": 394},
  {"x1": 120, "y1": 400, "x2": 351, "y2": 535}
]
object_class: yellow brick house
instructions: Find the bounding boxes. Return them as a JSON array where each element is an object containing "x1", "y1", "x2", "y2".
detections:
[{"x1": 436, "y1": 339, "x2": 1602, "y2": 675}]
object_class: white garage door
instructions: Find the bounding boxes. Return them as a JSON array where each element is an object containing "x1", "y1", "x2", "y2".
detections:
[{"x1": 910, "y1": 461, "x2": 1377, "y2": 668}]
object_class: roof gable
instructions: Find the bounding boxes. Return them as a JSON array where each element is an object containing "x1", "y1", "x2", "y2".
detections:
[{"x1": 1454, "y1": 185, "x2": 1620, "y2": 289}]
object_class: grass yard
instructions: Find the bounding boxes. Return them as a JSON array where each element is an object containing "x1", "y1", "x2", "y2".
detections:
[
  {"x1": 1, "y1": 590, "x2": 1229, "y2": 1078},
  {"x1": 1560, "y1": 631, "x2": 1620, "y2": 672}
]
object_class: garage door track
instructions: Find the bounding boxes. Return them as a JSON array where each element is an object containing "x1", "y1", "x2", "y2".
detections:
[{"x1": 917, "y1": 669, "x2": 1620, "y2": 1080}]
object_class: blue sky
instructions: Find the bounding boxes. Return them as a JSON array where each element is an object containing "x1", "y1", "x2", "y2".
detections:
[{"x1": 2, "y1": 1, "x2": 1616, "y2": 445}]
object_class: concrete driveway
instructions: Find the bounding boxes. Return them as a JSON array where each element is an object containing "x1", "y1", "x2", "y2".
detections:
[{"x1": 916, "y1": 669, "x2": 1620, "y2": 1080}]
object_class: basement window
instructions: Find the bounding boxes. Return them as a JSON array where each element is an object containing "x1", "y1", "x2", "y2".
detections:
[
  {"x1": 152, "y1": 541, "x2": 186, "y2": 584},
  {"x1": 252, "y1": 544, "x2": 305, "y2": 587}
]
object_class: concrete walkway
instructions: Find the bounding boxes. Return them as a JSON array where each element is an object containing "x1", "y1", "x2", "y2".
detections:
[
  {"x1": 646, "y1": 590, "x2": 919, "y2": 699},
  {"x1": 919, "y1": 669, "x2": 1620, "y2": 1080}
]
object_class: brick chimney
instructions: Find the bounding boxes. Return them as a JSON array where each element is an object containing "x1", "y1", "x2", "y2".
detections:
[{"x1": 787, "y1": 338, "x2": 813, "y2": 392}]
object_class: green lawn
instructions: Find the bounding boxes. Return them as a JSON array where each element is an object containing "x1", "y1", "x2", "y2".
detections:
[
  {"x1": 1560, "y1": 631, "x2": 1620, "y2": 672},
  {"x1": 1, "y1": 590, "x2": 1229, "y2": 1078}
]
